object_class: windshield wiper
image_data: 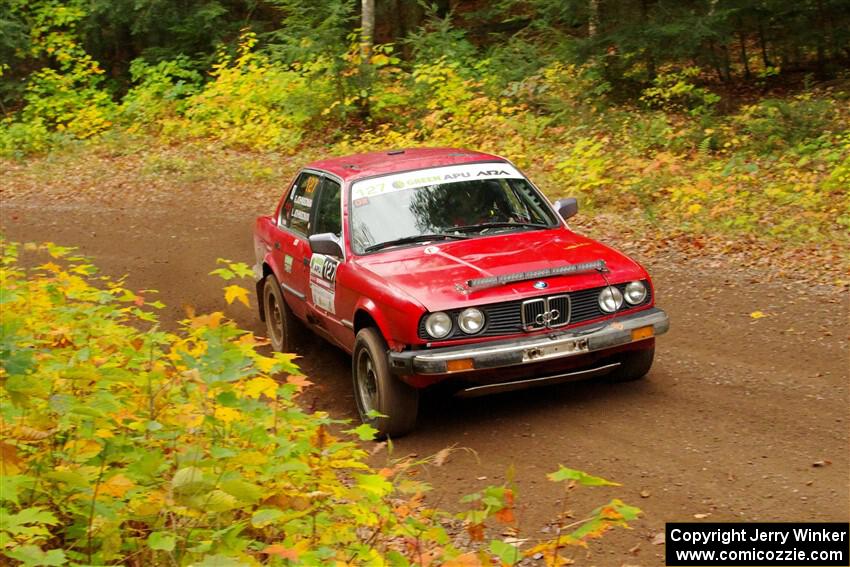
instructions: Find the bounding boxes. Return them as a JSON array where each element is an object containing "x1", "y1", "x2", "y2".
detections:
[
  {"x1": 364, "y1": 233, "x2": 469, "y2": 252},
  {"x1": 453, "y1": 221, "x2": 551, "y2": 233}
]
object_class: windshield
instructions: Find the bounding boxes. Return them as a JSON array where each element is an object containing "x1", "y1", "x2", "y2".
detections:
[{"x1": 349, "y1": 163, "x2": 559, "y2": 254}]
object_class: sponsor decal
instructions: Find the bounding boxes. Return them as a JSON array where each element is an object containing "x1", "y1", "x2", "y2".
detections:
[
  {"x1": 303, "y1": 175, "x2": 320, "y2": 195},
  {"x1": 309, "y1": 254, "x2": 339, "y2": 313},
  {"x1": 311, "y1": 281, "x2": 335, "y2": 313},
  {"x1": 292, "y1": 209, "x2": 311, "y2": 222},
  {"x1": 351, "y1": 163, "x2": 524, "y2": 199},
  {"x1": 284, "y1": 255, "x2": 293, "y2": 273},
  {"x1": 294, "y1": 195, "x2": 313, "y2": 207},
  {"x1": 353, "y1": 197, "x2": 370, "y2": 207}
]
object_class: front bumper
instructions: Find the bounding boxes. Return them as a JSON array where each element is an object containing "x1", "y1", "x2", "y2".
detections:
[{"x1": 388, "y1": 307, "x2": 669, "y2": 375}]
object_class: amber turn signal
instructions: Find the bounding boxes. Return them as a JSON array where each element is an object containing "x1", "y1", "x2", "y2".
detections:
[
  {"x1": 446, "y1": 358, "x2": 475, "y2": 372},
  {"x1": 631, "y1": 325, "x2": 654, "y2": 341}
]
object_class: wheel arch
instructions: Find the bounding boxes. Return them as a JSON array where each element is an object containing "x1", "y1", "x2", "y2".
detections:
[
  {"x1": 353, "y1": 309, "x2": 378, "y2": 334},
  {"x1": 256, "y1": 262, "x2": 274, "y2": 322},
  {"x1": 352, "y1": 300, "x2": 402, "y2": 350}
]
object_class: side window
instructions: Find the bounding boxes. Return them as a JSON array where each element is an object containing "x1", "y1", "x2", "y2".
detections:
[
  {"x1": 279, "y1": 172, "x2": 322, "y2": 234},
  {"x1": 312, "y1": 179, "x2": 342, "y2": 236}
]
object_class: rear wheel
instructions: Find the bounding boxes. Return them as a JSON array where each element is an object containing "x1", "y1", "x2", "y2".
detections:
[
  {"x1": 263, "y1": 275, "x2": 299, "y2": 353},
  {"x1": 353, "y1": 328, "x2": 419, "y2": 438},
  {"x1": 608, "y1": 346, "x2": 654, "y2": 382}
]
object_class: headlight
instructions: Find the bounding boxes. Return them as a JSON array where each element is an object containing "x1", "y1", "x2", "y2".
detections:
[
  {"x1": 624, "y1": 281, "x2": 647, "y2": 305},
  {"x1": 598, "y1": 286, "x2": 624, "y2": 313},
  {"x1": 425, "y1": 312, "x2": 452, "y2": 339},
  {"x1": 458, "y1": 308, "x2": 485, "y2": 334}
]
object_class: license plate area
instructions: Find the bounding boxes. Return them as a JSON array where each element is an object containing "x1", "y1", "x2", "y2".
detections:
[{"x1": 523, "y1": 338, "x2": 588, "y2": 362}]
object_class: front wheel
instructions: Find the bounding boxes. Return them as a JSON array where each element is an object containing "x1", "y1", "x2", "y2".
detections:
[
  {"x1": 607, "y1": 346, "x2": 654, "y2": 382},
  {"x1": 352, "y1": 328, "x2": 419, "y2": 438}
]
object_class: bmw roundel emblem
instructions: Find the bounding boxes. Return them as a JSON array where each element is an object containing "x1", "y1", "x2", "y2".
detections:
[{"x1": 533, "y1": 281, "x2": 548, "y2": 289}]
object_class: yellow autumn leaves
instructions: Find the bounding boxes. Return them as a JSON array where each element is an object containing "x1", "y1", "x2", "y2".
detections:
[{"x1": 224, "y1": 284, "x2": 250, "y2": 307}]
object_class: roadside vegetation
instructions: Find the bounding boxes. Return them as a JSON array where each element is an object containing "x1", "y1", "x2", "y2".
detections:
[{"x1": 0, "y1": 240, "x2": 640, "y2": 565}]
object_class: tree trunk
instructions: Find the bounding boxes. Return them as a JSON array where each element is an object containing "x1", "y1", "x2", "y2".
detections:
[
  {"x1": 815, "y1": 0, "x2": 827, "y2": 78},
  {"x1": 390, "y1": 0, "x2": 405, "y2": 44},
  {"x1": 758, "y1": 21, "x2": 772, "y2": 68},
  {"x1": 708, "y1": 39, "x2": 725, "y2": 82},
  {"x1": 588, "y1": 0, "x2": 600, "y2": 37},
  {"x1": 721, "y1": 43, "x2": 732, "y2": 81},
  {"x1": 639, "y1": 0, "x2": 656, "y2": 80},
  {"x1": 361, "y1": 0, "x2": 375, "y2": 59},
  {"x1": 738, "y1": 30, "x2": 751, "y2": 80}
]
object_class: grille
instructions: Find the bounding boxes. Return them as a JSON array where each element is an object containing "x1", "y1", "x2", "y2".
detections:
[
  {"x1": 418, "y1": 281, "x2": 651, "y2": 340},
  {"x1": 521, "y1": 295, "x2": 570, "y2": 330}
]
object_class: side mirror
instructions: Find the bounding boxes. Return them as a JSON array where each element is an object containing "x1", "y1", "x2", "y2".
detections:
[
  {"x1": 308, "y1": 233, "x2": 343, "y2": 257},
  {"x1": 554, "y1": 197, "x2": 578, "y2": 220}
]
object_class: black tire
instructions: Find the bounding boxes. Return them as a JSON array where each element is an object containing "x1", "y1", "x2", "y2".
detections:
[
  {"x1": 352, "y1": 328, "x2": 419, "y2": 438},
  {"x1": 607, "y1": 346, "x2": 654, "y2": 382},
  {"x1": 263, "y1": 275, "x2": 299, "y2": 353}
]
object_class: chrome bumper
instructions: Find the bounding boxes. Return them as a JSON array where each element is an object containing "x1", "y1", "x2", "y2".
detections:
[{"x1": 388, "y1": 308, "x2": 669, "y2": 375}]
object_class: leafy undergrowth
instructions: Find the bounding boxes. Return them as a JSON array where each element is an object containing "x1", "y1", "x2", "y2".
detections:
[{"x1": 0, "y1": 240, "x2": 640, "y2": 566}]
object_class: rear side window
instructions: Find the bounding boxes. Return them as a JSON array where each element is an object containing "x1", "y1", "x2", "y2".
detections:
[
  {"x1": 280, "y1": 171, "x2": 322, "y2": 234},
  {"x1": 312, "y1": 179, "x2": 342, "y2": 236}
]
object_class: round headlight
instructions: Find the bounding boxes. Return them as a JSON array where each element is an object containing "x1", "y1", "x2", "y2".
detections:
[
  {"x1": 598, "y1": 286, "x2": 624, "y2": 313},
  {"x1": 458, "y1": 308, "x2": 485, "y2": 334},
  {"x1": 425, "y1": 312, "x2": 452, "y2": 339},
  {"x1": 624, "y1": 281, "x2": 647, "y2": 305}
]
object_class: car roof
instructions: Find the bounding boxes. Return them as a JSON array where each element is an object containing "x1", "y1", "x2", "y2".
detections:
[{"x1": 305, "y1": 147, "x2": 507, "y2": 182}]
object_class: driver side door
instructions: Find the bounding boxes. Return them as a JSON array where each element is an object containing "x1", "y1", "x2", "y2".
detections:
[
  {"x1": 275, "y1": 170, "x2": 323, "y2": 320},
  {"x1": 305, "y1": 176, "x2": 344, "y2": 338}
]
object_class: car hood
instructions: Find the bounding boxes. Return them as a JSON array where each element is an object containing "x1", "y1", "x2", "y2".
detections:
[{"x1": 354, "y1": 228, "x2": 648, "y2": 312}]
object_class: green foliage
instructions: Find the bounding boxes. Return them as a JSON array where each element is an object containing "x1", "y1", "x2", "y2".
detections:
[
  {"x1": 3, "y1": 0, "x2": 850, "y2": 123},
  {"x1": 119, "y1": 57, "x2": 203, "y2": 128},
  {"x1": 21, "y1": 1, "x2": 115, "y2": 134},
  {"x1": 511, "y1": 62, "x2": 612, "y2": 117},
  {"x1": 0, "y1": 119, "x2": 54, "y2": 158},
  {"x1": 641, "y1": 67, "x2": 721, "y2": 116},
  {"x1": 161, "y1": 32, "x2": 335, "y2": 151},
  {"x1": 0, "y1": 4, "x2": 29, "y2": 107},
  {"x1": 262, "y1": 0, "x2": 355, "y2": 64},
  {"x1": 403, "y1": 5, "x2": 477, "y2": 70},
  {"x1": 0, "y1": 0, "x2": 115, "y2": 154},
  {"x1": 0, "y1": 240, "x2": 641, "y2": 565},
  {"x1": 79, "y1": 0, "x2": 258, "y2": 83},
  {"x1": 732, "y1": 95, "x2": 837, "y2": 154},
  {"x1": 547, "y1": 466, "x2": 621, "y2": 486},
  {"x1": 554, "y1": 137, "x2": 613, "y2": 204}
]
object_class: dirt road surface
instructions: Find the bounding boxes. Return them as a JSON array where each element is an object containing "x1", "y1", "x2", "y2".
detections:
[{"x1": 3, "y1": 155, "x2": 848, "y2": 566}]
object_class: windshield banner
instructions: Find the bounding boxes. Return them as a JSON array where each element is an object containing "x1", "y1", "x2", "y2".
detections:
[{"x1": 351, "y1": 163, "x2": 524, "y2": 200}]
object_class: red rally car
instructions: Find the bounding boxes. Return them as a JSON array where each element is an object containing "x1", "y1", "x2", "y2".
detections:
[{"x1": 253, "y1": 148, "x2": 669, "y2": 437}]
